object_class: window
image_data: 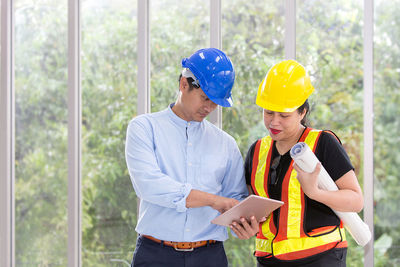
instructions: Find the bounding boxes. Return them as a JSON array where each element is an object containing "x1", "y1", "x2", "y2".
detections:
[
  {"x1": 150, "y1": 0, "x2": 209, "y2": 112},
  {"x1": 81, "y1": 0, "x2": 138, "y2": 265},
  {"x1": 222, "y1": 1, "x2": 284, "y2": 265},
  {"x1": 297, "y1": 1, "x2": 364, "y2": 264},
  {"x1": 15, "y1": 0, "x2": 68, "y2": 265},
  {"x1": 222, "y1": 0, "x2": 285, "y2": 154},
  {"x1": 2, "y1": 1, "x2": 396, "y2": 266},
  {"x1": 374, "y1": 0, "x2": 400, "y2": 265}
]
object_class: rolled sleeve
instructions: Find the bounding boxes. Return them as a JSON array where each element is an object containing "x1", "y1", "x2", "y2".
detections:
[{"x1": 174, "y1": 183, "x2": 193, "y2": 212}]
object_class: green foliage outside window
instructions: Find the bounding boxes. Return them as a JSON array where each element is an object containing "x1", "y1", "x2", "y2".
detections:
[
  {"x1": 13, "y1": 0, "x2": 400, "y2": 266},
  {"x1": 15, "y1": 1, "x2": 69, "y2": 265},
  {"x1": 81, "y1": 1, "x2": 138, "y2": 265}
]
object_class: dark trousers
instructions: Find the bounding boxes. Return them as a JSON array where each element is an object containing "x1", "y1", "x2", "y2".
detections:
[
  {"x1": 257, "y1": 248, "x2": 347, "y2": 267},
  {"x1": 131, "y1": 235, "x2": 228, "y2": 267}
]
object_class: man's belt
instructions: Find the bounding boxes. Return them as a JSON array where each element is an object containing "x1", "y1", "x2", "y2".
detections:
[{"x1": 142, "y1": 235, "x2": 217, "y2": 252}]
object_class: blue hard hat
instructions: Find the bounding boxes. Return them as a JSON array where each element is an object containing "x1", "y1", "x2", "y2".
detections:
[{"x1": 181, "y1": 48, "x2": 235, "y2": 107}]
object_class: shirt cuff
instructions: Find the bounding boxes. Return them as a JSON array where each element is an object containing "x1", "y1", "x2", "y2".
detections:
[{"x1": 174, "y1": 183, "x2": 193, "y2": 212}]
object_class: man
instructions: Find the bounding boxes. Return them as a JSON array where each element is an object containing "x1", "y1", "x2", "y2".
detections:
[{"x1": 125, "y1": 48, "x2": 248, "y2": 267}]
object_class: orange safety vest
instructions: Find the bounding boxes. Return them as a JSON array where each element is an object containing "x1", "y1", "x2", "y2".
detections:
[{"x1": 251, "y1": 128, "x2": 347, "y2": 261}]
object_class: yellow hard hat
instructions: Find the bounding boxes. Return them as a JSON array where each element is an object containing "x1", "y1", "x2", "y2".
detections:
[{"x1": 256, "y1": 60, "x2": 314, "y2": 112}]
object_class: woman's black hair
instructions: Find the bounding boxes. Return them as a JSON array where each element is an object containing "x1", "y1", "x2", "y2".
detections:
[{"x1": 297, "y1": 99, "x2": 310, "y2": 126}]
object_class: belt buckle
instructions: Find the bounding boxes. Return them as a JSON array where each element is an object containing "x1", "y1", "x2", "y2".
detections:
[
  {"x1": 173, "y1": 243, "x2": 194, "y2": 252},
  {"x1": 174, "y1": 247, "x2": 194, "y2": 252}
]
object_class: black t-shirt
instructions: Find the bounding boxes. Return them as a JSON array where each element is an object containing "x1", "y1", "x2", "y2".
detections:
[{"x1": 245, "y1": 130, "x2": 354, "y2": 233}]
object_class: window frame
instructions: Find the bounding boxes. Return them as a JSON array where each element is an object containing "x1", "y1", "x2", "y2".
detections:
[{"x1": 0, "y1": 0, "x2": 375, "y2": 266}]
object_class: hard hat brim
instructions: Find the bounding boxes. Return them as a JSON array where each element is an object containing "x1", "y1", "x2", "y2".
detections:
[
  {"x1": 256, "y1": 101, "x2": 300, "y2": 113},
  {"x1": 202, "y1": 88, "x2": 233, "y2": 107}
]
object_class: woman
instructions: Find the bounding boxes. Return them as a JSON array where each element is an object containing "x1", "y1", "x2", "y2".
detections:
[{"x1": 230, "y1": 60, "x2": 363, "y2": 267}]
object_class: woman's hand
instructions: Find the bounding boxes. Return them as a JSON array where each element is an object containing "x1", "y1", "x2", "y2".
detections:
[
  {"x1": 293, "y1": 162, "x2": 322, "y2": 200},
  {"x1": 229, "y1": 216, "x2": 263, "y2": 239},
  {"x1": 293, "y1": 163, "x2": 364, "y2": 212}
]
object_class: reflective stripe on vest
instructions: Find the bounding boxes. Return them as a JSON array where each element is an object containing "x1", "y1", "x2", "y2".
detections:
[{"x1": 251, "y1": 128, "x2": 347, "y2": 260}]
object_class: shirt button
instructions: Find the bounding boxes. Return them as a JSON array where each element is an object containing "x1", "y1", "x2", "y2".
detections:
[
  {"x1": 188, "y1": 143, "x2": 192, "y2": 146},
  {"x1": 188, "y1": 162, "x2": 192, "y2": 166},
  {"x1": 186, "y1": 229, "x2": 190, "y2": 232},
  {"x1": 188, "y1": 122, "x2": 191, "y2": 126}
]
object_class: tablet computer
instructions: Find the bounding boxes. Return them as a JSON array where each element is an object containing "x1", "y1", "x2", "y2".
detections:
[{"x1": 211, "y1": 195, "x2": 284, "y2": 227}]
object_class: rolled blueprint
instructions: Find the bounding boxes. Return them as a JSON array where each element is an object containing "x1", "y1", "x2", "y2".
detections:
[{"x1": 290, "y1": 142, "x2": 371, "y2": 246}]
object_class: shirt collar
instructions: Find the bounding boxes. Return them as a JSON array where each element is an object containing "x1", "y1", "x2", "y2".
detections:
[{"x1": 167, "y1": 103, "x2": 202, "y2": 128}]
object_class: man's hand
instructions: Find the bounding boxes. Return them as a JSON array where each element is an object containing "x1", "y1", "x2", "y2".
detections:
[
  {"x1": 210, "y1": 195, "x2": 239, "y2": 213},
  {"x1": 186, "y1": 189, "x2": 239, "y2": 212},
  {"x1": 229, "y1": 216, "x2": 262, "y2": 239}
]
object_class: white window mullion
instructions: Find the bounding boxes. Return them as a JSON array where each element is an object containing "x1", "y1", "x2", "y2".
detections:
[
  {"x1": 68, "y1": 0, "x2": 82, "y2": 266},
  {"x1": 137, "y1": 0, "x2": 150, "y2": 115},
  {"x1": 1, "y1": 0, "x2": 15, "y2": 266},
  {"x1": 209, "y1": 0, "x2": 222, "y2": 128},
  {"x1": 363, "y1": 0, "x2": 374, "y2": 266},
  {"x1": 137, "y1": 0, "x2": 150, "y2": 216},
  {"x1": 285, "y1": 0, "x2": 296, "y2": 60}
]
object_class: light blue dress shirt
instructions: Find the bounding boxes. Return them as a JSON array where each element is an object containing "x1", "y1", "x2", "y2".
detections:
[{"x1": 125, "y1": 104, "x2": 248, "y2": 242}]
